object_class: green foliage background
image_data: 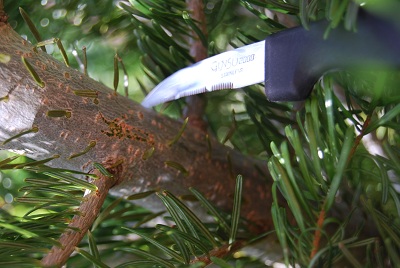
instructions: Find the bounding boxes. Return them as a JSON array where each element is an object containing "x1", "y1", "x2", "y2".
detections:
[{"x1": 1, "y1": 0, "x2": 400, "y2": 267}]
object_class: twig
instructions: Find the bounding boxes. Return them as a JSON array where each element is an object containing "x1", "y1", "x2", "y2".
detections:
[
  {"x1": 348, "y1": 113, "x2": 372, "y2": 162},
  {"x1": 191, "y1": 240, "x2": 245, "y2": 266},
  {"x1": 184, "y1": 0, "x2": 208, "y2": 131},
  {"x1": 41, "y1": 167, "x2": 120, "y2": 267},
  {"x1": 310, "y1": 200, "x2": 326, "y2": 259},
  {"x1": 310, "y1": 113, "x2": 372, "y2": 259}
]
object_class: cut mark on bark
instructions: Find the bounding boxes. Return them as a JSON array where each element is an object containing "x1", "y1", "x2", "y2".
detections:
[
  {"x1": 46, "y1": 109, "x2": 72, "y2": 118},
  {"x1": 68, "y1": 140, "x2": 96, "y2": 159},
  {"x1": 99, "y1": 113, "x2": 155, "y2": 145},
  {"x1": 1, "y1": 125, "x2": 39, "y2": 145},
  {"x1": 21, "y1": 56, "x2": 45, "y2": 88}
]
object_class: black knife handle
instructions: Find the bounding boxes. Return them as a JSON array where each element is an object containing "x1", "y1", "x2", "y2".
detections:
[{"x1": 264, "y1": 10, "x2": 400, "y2": 101}]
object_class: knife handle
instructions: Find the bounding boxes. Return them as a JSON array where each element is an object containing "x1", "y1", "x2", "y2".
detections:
[{"x1": 264, "y1": 10, "x2": 400, "y2": 101}]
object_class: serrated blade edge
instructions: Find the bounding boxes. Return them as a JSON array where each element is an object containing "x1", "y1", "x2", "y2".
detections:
[{"x1": 142, "y1": 41, "x2": 265, "y2": 108}]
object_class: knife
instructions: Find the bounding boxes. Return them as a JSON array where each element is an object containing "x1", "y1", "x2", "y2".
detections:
[{"x1": 142, "y1": 10, "x2": 400, "y2": 108}]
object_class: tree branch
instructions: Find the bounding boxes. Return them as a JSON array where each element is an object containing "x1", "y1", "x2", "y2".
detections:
[
  {"x1": 41, "y1": 167, "x2": 119, "y2": 267},
  {"x1": 183, "y1": 0, "x2": 208, "y2": 131},
  {"x1": 0, "y1": 21, "x2": 276, "y2": 235}
]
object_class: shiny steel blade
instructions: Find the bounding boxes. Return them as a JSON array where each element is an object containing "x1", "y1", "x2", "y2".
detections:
[{"x1": 142, "y1": 41, "x2": 265, "y2": 108}]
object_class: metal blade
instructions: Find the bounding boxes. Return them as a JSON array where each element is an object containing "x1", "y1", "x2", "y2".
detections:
[{"x1": 141, "y1": 41, "x2": 265, "y2": 108}]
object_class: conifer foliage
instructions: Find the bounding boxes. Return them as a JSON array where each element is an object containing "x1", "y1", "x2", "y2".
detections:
[{"x1": 1, "y1": 0, "x2": 400, "y2": 267}]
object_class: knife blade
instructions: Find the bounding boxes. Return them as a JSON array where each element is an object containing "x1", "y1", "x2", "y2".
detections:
[{"x1": 142, "y1": 10, "x2": 400, "y2": 108}]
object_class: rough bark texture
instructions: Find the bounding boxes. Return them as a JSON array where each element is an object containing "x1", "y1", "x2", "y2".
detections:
[
  {"x1": 0, "y1": 22, "x2": 275, "y2": 232},
  {"x1": 41, "y1": 170, "x2": 119, "y2": 267}
]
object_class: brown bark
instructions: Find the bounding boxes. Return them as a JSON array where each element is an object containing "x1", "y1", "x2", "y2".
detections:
[
  {"x1": 41, "y1": 169, "x2": 119, "y2": 267},
  {"x1": 0, "y1": 18, "x2": 275, "y2": 265},
  {"x1": 183, "y1": 0, "x2": 209, "y2": 131}
]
